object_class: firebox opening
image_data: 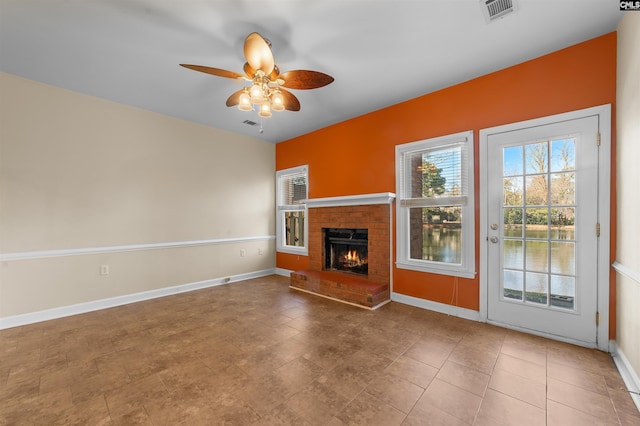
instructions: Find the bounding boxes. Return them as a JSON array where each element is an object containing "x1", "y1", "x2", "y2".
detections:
[{"x1": 323, "y1": 228, "x2": 368, "y2": 276}]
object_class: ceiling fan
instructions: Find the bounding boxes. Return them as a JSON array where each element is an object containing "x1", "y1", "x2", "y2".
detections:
[{"x1": 180, "y1": 32, "x2": 334, "y2": 118}]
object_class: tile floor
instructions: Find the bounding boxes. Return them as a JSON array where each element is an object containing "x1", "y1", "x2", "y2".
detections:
[{"x1": 1, "y1": 275, "x2": 638, "y2": 425}]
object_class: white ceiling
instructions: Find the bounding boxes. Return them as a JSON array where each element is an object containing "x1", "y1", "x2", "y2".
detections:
[{"x1": 0, "y1": 0, "x2": 623, "y2": 143}]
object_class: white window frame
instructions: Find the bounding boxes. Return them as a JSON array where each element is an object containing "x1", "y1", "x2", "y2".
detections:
[
  {"x1": 395, "y1": 131, "x2": 475, "y2": 278},
  {"x1": 276, "y1": 165, "x2": 308, "y2": 255}
]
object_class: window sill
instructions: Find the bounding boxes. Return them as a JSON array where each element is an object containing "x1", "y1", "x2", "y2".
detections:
[{"x1": 277, "y1": 246, "x2": 308, "y2": 256}]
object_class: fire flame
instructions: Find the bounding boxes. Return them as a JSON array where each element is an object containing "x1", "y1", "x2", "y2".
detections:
[
  {"x1": 342, "y1": 250, "x2": 366, "y2": 267},
  {"x1": 345, "y1": 250, "x2": 359, "y2": 261}
]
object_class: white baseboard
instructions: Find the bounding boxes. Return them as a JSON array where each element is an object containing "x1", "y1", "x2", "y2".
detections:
[
  {"x1": 275, "y1": 267, "x2": 292, "y2": 277},
  {"x1": 0, "y1": 268, "x2": 276, "y2": 330},
  {"x1": 610, "y1": 340, "x2": 640, "y2": 412},
  {"x1": 391, "y1": 292, "x2": 482, "y2": 322}
]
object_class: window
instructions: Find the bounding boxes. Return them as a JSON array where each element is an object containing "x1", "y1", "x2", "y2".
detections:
[
  {"x1": 396, "y1": 131, "x2": 475, "y2": 278},
  {"x1": 276, "y1": 165, "x2": 308, "y2": 255}
]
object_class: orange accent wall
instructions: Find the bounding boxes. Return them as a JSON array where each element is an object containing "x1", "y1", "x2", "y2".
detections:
[
  {"x1": 277, "y1": 252, "x2": 310, "y2": 272},
  {"x1": 276, "y1": 33, "x2": 617, "y2": 334}
]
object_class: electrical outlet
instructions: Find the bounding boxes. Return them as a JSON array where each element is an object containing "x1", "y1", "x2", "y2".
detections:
[
  {"x1": 258, "y1": 248, "x2": 263, "y2": 255},
  {"x1": 240, "y1": 249, "x2": 246, "y2": 257},
  {"x1": 100, "y1": 265, "x2": 110, "y2": 275}
]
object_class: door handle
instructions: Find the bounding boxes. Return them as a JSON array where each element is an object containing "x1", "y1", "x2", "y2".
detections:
[{"x1": 490, "y1": 236, "x2": 499, "y2": 244}]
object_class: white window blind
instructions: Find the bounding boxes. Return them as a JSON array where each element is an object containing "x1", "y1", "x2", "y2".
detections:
[
  {"x1": 277, "y1": 169, "x2": 307, "y2": 208},
  {"x1": 399, "y1": 139, "x2": 469, "y2": 206}
]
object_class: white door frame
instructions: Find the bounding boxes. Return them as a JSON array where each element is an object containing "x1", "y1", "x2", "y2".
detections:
[{"x1": 479, "y1": 104, "x2": 611, "y2": 351}]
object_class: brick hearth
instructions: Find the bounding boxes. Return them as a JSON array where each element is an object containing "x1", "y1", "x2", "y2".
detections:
[
  {"x1": 290, "y1": 269, "x2": 390, "y2": 309},
  {"x1": 289, "y1": 196, "x2": 393, "y2": 309}
]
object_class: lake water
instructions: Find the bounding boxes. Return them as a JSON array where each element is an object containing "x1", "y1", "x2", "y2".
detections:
[
  {"x1": 503, "y1": 226, "x2": 576, "y2": 306},
  {"x1": 421, "y1": 227, "x2": 462, "y2": 264},
  {"x1": 423, "y1": 227, "x2": 576, "y2": 301}
]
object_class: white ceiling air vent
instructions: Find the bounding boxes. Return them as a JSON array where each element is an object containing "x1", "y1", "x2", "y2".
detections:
[
  {"x1": 481, "y1": 0, "x2": 517, "y2": 23},
  {"x1": 243, "y1": 119, "x2": 258, "y2": 126}
]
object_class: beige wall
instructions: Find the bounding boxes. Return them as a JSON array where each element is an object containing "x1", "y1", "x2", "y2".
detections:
[
  {"x1": 616, "y1": 14, "x2": 640, "y2": 377},
  {"x1": 0, "y1": 73, "x2": 276, "y2": 318}
]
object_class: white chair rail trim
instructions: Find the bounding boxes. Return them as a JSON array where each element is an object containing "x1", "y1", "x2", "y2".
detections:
[
  {"x1": 613, "y1": 261, "x2": 640, "y2": 288},
  {"x1": 1, "y1": 235, "x2": 276, "y2": 262}
]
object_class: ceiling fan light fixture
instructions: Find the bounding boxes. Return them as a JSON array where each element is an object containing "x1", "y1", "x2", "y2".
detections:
[
  {"x1": 258, "y1": 101, "x2": 272, "y2": 118},
  {"x1": 250, "y1": 82, "x2": 264, "y2": 104},
  {"x1": 271, "y1": 90, "x2": 285, "y2": 112},
  {"x1": 238, "y1": 90, "x2": 252, "y2": 111}
]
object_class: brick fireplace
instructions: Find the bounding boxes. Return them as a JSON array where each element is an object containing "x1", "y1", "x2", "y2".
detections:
[{"x1": 290, "y1": 193, "x2": 395, "y2": 309}]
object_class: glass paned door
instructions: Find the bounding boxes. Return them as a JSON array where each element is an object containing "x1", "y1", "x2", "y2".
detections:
[
  {"x1": 486, "y1": 115, "x2": 600, "y2": 345},
  {"x1": 502, "y1": 139, "x2": 576, "y2": 309}
]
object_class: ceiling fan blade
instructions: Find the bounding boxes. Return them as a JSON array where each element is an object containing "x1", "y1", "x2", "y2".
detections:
[
  {"x1": 268, "y1": 65, "x2": 280, "y2": 82},
  {"x1": 244, "y1": 32, "x2": 275, "y2": 75},
  {"x1": 280, "y1": 70, "x2": 334, "y2": 90},
  {"x1": 243, "y1": 62, "x2": 257, "y2": 79},
  {"x1": 225, "y1": 89, "x2": 245, "y2": 107},
  {"x1": 280, "y1": 88, "x2": 300, "y2": 111},
  {"x1": 180, "y1": 64, "x2": 243, "y2": 79}
]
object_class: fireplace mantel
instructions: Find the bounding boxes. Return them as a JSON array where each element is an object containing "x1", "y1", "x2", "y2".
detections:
[{"x1": 303, "y1": 192, "x2": 396, "y2": 208}]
